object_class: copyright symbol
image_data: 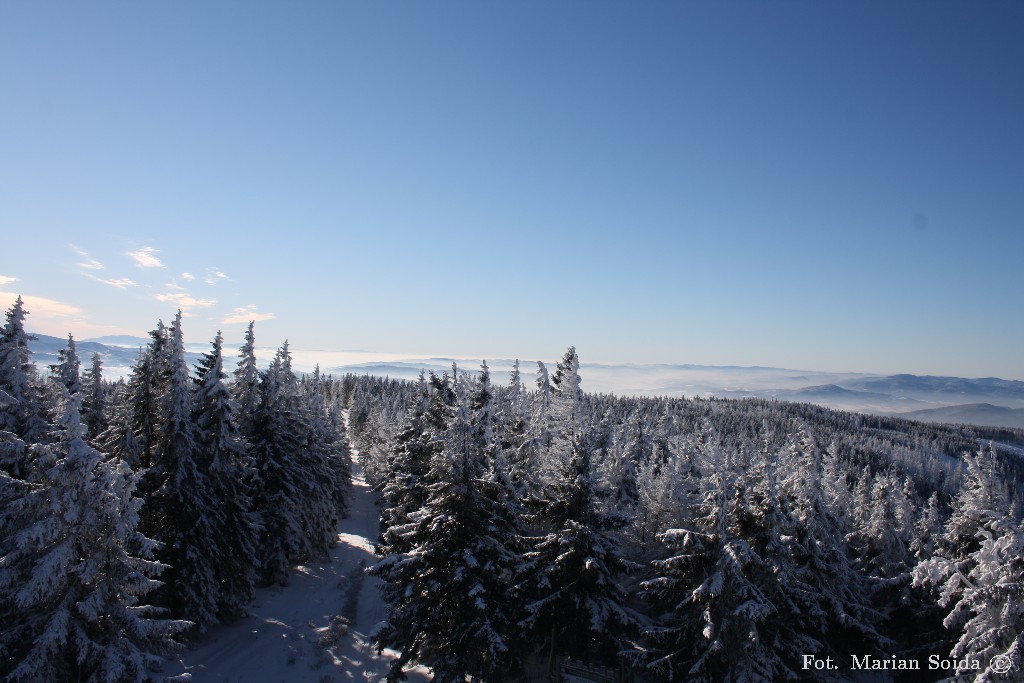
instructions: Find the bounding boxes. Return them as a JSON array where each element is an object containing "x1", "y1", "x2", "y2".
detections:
[{"x1": 992, "y1": 654, "x2": 1013, "y2": 674}]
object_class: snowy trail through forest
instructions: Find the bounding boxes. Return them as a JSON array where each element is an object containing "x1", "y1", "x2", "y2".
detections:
[{"x1": 165, "y1": 460, "x2": 431, "y2": 682}]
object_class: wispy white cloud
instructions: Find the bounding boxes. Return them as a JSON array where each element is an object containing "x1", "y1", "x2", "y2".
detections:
[
  {"x1": 0, "y1": 275, "x2": 18, "y2": 286},
  {"x1": 154, "y1": 291, "x2": 216, "y2": 314},
  {"x1": 164, "y1": 280, "x2": 185, "y2": 291},
  {"x1": 70, "y1": 245, "x2": 104, "y2": 270},
  {"x1": 127, "y1": 247, "x2": 166, "y2": 269},
  {"x1": 204, "y1": 267, "x2": 229, "y2": 286},
  {"x1": 0, "y1": 291, "x2": 82, "y2": 318},
  {"x1": 222, "y1": 304, "x2": 275, "y2": 325},
  {"x1": 84, "y1": 273, "x2": 139, "y2": 290},
  {"x1": 1, "y1": 291, "x2": 137, "y2": 339},
  {"x1": 181, "y1": 272, "x2": 195, "y2": 281}
]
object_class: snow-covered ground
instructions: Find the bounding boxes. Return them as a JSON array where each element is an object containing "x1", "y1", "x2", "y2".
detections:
[{"x1": 164, "y1": 463, "x2": 431, "y2": 682}]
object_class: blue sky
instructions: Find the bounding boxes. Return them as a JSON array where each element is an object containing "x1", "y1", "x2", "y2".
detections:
[{"x1": 1, "y1": 1, "x2": 1021, "y2": 379}]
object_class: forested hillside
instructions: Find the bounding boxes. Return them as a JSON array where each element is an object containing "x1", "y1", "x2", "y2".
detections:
[
  {"x1": 0, "y1": 298, "x2": 352, "y2": 682},
  {"x1": 3, "y1": 291, "x2": 1023, "y2": 682},
  {"x1": 348, "y1": 349, "x2": 1024, "y2": 682}
]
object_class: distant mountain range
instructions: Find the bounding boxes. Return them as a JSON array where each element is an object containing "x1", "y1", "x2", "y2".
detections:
[
  {"x1": 26, "y1": 334, "x2": 1024, "y2": 430},
  {"x1": 28, "y1": 333, "x2": 203, "y2": 378},
  {"x1": 897, "y1": 404, "x2": 1024, "y2": 430},
  {"x1": 326, "y1": 358, "x2": 1024, "y2": 430}
]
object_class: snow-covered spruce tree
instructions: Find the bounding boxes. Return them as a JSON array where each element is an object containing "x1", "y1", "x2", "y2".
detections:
[
  {"x1": 942, "y1": 444, "x2": 1009, "y2": 561},
  {"x1": 192, "y1": 331, "x2": 260, "y2": 621},
  {"x1": 266, "y1": 342, "x2": 343, "y2": 563},
  {"x1": 80, "y1": 353, "x2": 107, "y2": 443},
  {"x1": 103, "y1": 322, "x2": 170, "y2": 477},
  {"x1": 497, "y1": 359, "x2": 539, "y2": 502},
  {"x1": 298, "y1": 364, "x2": 349, "y2": 552},
  {"x1": 913, "y1": 446, "x2": 1023, "y2": 682},
  {"x1": 606, "y1": 409, "x2": 649, "y2": 511},
  {"x1": 911, "y1": 492, "x2": 944, "y2": 561},
  {"x1": 0, "y1": 391, "x2": 188, "y2": 682},
  {"x1": 377, "y1": 371, "x2": 434, "y2": 556},
  {"x1": 249, "y1": 349, "x2": 307, "y2": 585},
  {"x1": 639, "y1": 434, "x2": 791, "y2": 682},
  {"x1": 777, "y1": 430, "x2": 882, "y2": 660},
  {"x1": 527, "y1": 347, "x2": 587, "y2": 499},
  {"x1": 474, "y1": 361, "x2": 521, "y2": 525},
  {"x1": 500, "y1": 360, "x2": 526, "y2": 445},
  {"x1": 847, "y1": 472, "x2": 914, "y2": 579},
  {"x1": 307, "y1": 365, "x2": 352, "y2": 517},
  {"x1": 531, "y1": 361, "x2": 554, "y2": 452},
  {"x1": 634, "y1": 437, "x2": 690, "y2": 551},
  {"x1": 372, "y1": 366, "x2": 521, "y2": 682},
  {"x1": 231, "y1": 321, "x2": 260, "y2": 439},
  {"x1": 48, "y1": 334, "x2": 82, "y2": 397},
  {"x1": 0, "y1": 297, "x2": 49, "y2": 473},
  {"x1": 518, "y1": 432, "x2": 638, "y2": 675},
  {"x1": 145, "y1": 312, "x2": 222, "y2": 634}
]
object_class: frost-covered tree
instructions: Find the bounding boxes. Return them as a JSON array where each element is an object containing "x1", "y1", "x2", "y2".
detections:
[
  {"x1": 80, "y1": 353, "x2": 106, "y2": 442},
  {"x1": 146, "y1": 312, "x2": 222, "y2": 634},
  {"x1": 192, "y1": 331, "x2": 260, "y2": 621},
  {"x1": 847, "y1": 472, "x2": 913, "y2": 579},
  {"x1": 0, "y1": 391, "x2": 187, "y2": 682},
  {"x1": 641, "y1": 528, "x2": 782, "y2": 682},
  {"x1": 0, "y1": 297, "x2": 48, "y2": 468},
  {"x1": 250, "y1": 350, "x2": 307, "y2": 585},
  {"x1": 108, "y1": 323, "x2": 170, "y2": 476},
  {"x1": 606, "y1": 410, "x2": 649, "y2": 510},
  {"x1": 307, "y1": 365, "x2": 352, "y2": 513},
  {"x1": 518, "y1": 434, "x2": 638, "y2": 674},
  {"x1": 911, "y1": 492, "x2": 944, "y2": 561},
  {"x1": 531, "y1": 360, "x2": 554, "y2": 453},
  {"x1": 232, "y1": 321, "x2": 260, "y2": 438},
  {"x1": 48, "y1": 334, "x2": 82, "y2": 396},
  {"x1": 634, "y1": 441, "x2": 690, "y2": 549},
  {"x1": 377, "y1": 372, "x2": 434, "y2": 556},
  {"x1": 373, "y1": 369, "x2": 521, "y2": 682},
  {"x1": 778, "y1": 430, "x2": 880, "y2": 658},
  {"x1": 299, "y1": 365, "x2": 350, "y2": 552},
  {"x1": 914, "y1": 448, "x2": 1023, "y2": 682},
  {"x1": 640, "y1": 436, "x2": 790, "y2": 682},
  {"x1": 943, "y1": 445, "x2": 1008, "y2": 560}
]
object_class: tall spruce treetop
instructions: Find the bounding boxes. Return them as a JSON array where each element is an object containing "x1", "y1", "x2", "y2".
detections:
[
  {"x1": 551, "y1": 346, "x2": 582, "y2": 401},
  {"x1": 115, "y1": 321, "x2": 171, "y2": 473},
  {"x1": 0, "y1": 296, "x2": 47, "y2": 448},
  {"x1": 943, "y1": 444, "x2": 1009, "y2": 560},
  {"x1": 81, "y1": 352, "x2": 106, "y2": 442},
  {"x1": 49, "y1": 334, "x2": 82, "y2": 396},
  {"x1": 194, "y1": 332, "x2": 241, "y2": 470},
  {"x1": 233, "y1": 321, "x2": 260, "y2": 434},
  {"x1": 0, "y1": 297, "x2": 36, "y2": 408},
  {"x1": 507, "y1": 359, "x2": 524, "y2": 421},
  {"x1": 250, "y1": 351, "x2": 308, "y2": 585},
  {"x1": 378, "y1": 372, "x2": 434, "y2": 556},
  {"x1": 149, "y1": 311, "x2": 222, "y2": 634},
  {"x1": 193, "y1": 331, "x2": 260, "y2": 621},
  {"x1": 533, "y1": 361, "x2": 553, "y2": 447}
]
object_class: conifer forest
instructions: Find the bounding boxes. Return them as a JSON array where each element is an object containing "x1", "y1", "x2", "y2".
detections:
[{"x1": 2, "y1": 297, "x2": 1023, "y2": 682}]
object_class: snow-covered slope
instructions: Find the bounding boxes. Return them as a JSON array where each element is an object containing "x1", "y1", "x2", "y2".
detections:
[{"x1": 163, "y1": 463, "x2": 430, "y2": 682}]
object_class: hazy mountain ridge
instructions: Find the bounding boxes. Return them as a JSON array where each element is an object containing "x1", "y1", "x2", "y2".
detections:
[
  {"x1": 329, "y1": 357, "x2": 1024, "y2": 429},
  {"x1": 29, "y1": 333, "x2": 203, "y2": 377},
  {"x1": 899, "y1": 403, "x2": 1024, "y2": 430},
  {"x1": 27, "y1": 335, "x2": 1024, "y2": 429}
]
